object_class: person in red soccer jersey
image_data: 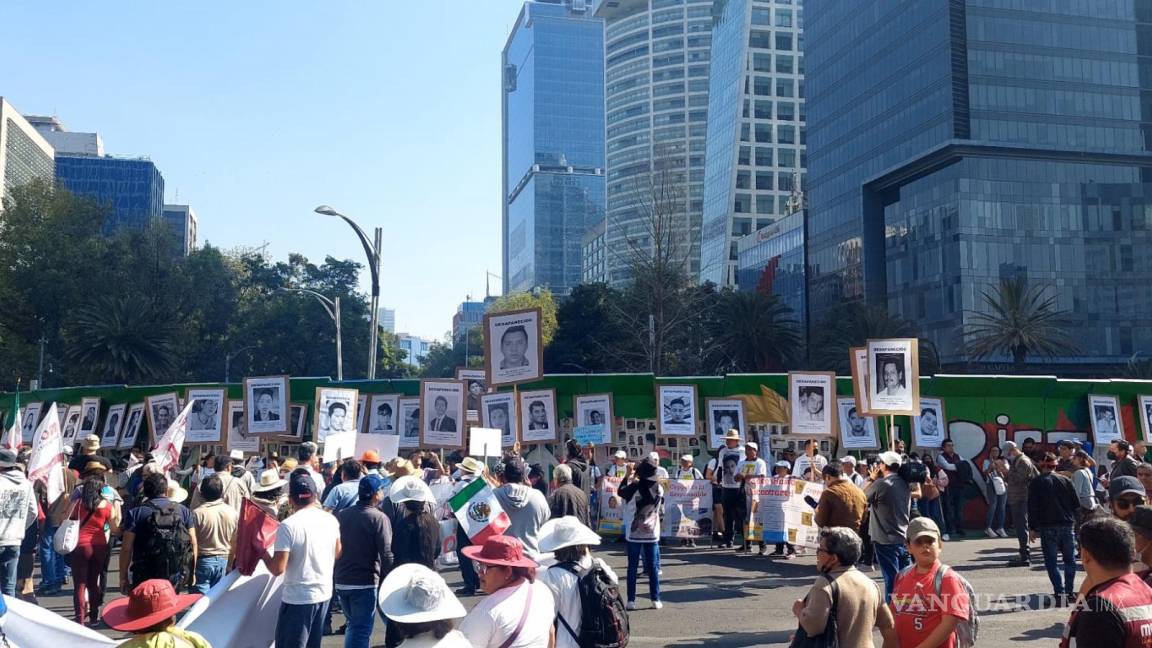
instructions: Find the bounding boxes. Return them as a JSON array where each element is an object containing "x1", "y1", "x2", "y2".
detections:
[{"x1": 889, "y1": 517, "x2": 971, "y2": 648}]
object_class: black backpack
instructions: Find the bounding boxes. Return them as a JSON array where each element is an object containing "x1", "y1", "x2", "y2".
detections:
[
  {"x1": 554, "y1": 560, "x2": 630, "y2": 648},
  {"x1": 131, "y1": 501, "x2": 193, "y2": 587}
]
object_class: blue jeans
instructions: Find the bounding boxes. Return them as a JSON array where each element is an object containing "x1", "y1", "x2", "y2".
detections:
[
  {"x1": 38, "y1": 525, "x2": 67, "y2": 588},
  {"x1": 1039, "y1": 526, "x2": 1077, "y2": 595},
  {"x1": 276, "y1": 600, "x2": 330, "y2": 648},
  {"x1": 1009, "y1": 500, "x2": 1029, "y2": 556},
  {"x1": 0, "y1": 546, "x2": 18, "y2": 597},
  {"x1": 921, "y1": 498, "x2": 944, "y2": 531},
  {"x1": 192, "y1": 556, "x2": 228, "y2": 595},
  {"x1": 985, "y1": 490, "x2": 1007, "y2": 530},
  {"x1": 337, "y1": 588, "x2": 377, "y2": 648},
  {"x1": 874, "y1": 542, "x2": 910, "y2": 600},
  {"x1": 626, "y1": 541, "x2": 661, "y2": 604}
]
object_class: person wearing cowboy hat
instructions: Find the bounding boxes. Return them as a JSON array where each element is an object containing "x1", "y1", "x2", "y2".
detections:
[
  {"x1": 450, "y1": 457, "x2": 486, "y2": 597},
  {"x1": 68, "y1": 435, "x2": 112, "y2": 474},
  {"x1": 66, "y1": 459, "x2": 121, "y2": 625},
  {"x1": 710, "y1": 429, "x2": 744, "y2": 549},
  {"x1": 538, "y1": 516, "x2": 619, "y2": 648},
  {"x1": 119, "y1": 473, "x2": 197, "y2": 594},
  {"x1": 334, "y1": 473, "x2": 395, "y2": 648},
  {"x1": 459, "y1": 535, "x2": 557, "y2": 648},
  {"x1": 378, "y1": 563, "x2": 470, "y2": 647},
  {"x1": 190, "y1": 474, "x2": 239, "y2": 595},
  {"x1": 389, "y1": 476, "x2": 440, "y2": 570},
  {"x1": 252, "y1": 466, "x2": 289, "y2": 519},
  {"x1": 102, "y1": 578, "x2": 209, "y2": 647}
]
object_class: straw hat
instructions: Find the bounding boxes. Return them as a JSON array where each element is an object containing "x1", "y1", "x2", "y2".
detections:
[
  {"x1": 81, "y1": 460, "x2": 108, "y2": 477},
  {"x1": 723, "y1": 429, "x2": 740, "y2": 441},
  {"x1": 165, "y1": 478, "x2": 189, "y2": 503},
  {"x1": 102, "y1": 579, "x2": 201, "y2": 632},
  {"x1": 389, "y1": 459, "x2": 418, "y2": 479},
  {"x1": 458, "y1": 456, "x2": 485, "y2": 475},
  {"x1": 81, "y1": 435, "x2": 101, "y2": 451},
  {"x1": 252, "y1": 469, "x2": 286, "y2": 494},
  {"x1": 376, "y1": 563, "x2": 466, "y2": 623},
  {"x1": 538, "y1": 516, "x2": 601, "y2": 554},
  {"x1": 388, "y1": 475, "x2": 434, "y2": 504}
]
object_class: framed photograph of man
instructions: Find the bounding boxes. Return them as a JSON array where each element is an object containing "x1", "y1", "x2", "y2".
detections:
[
  {"x1": 866, "y1": 338, "x2": 920, "y2": 416},
  {"x1": 913, "y1": 398, "x2": 946, "y2": 450},
  {"x1": 100, "y1": 404, "x2": 127, "y2": 449},
  {"x1": 657, "y1": 385, "x2": 698, "y2": 437},
  {"x1": 481, "y1": 392, "x2": 518, "y2": 448},
  {"x1": 19, "y1": 403, "x2": 41, "y2": 444},
  {"x1": 367, "y1": 394, "x2": 402, "y2": 435},
  {"x1": 705, "y1": 399, "x2": 746, "y2": 449},
  {"x1": 61, "y1": 405, "x2": 83, "y2": 447},
  {"x1": 185, "y1": 388, "x2": 226, "y2": 444},
  {"x1": 836, "y1": 398, "x2": 879, "y2": 451},
  {"x1": 78, "y1": 397, "x2": 101, "y2": 438},
  {"x1": 420, "y1": 380, "x2": 465, "y2": 449},
  {"x1": 519, "y1": 389, "x2": 558, "y2": 445},
  {"x1": 1088, "y1": 394, "x2": 1124, "y2": 446},
  {"x1": 789, "y1": 372, "x2": 837, "y2": 437},
  {"x1": 145, "y1": 392, "x2": 179, "y2": 443},
  {"x1": 244, "y1": 376, "x2": 289, "y2": 435},
  {"x1": 457, "y1": 368, "x2": 488, "y2": 423},
  {"x1": 227, "y1": 400, "x2": 260, "y2": 454},
  {"x1": 315, "y1": 388, "x2": 359, "y2": 461},
  {"x1": 119, "y1": 403, "x2": 145, "y2": 450},
  {"x1": 849, "y1": 347, "x2": 872, "y2": 415},
  {"x1": 286, "y1": 404, "x2": 307, "y2": 442},
  {"x1": 484, "y1": 308, "x2": 543, "y2": 387},
  {"x1": 573, "y1": 394, "x2": 614, "y2": 446},
  {"x1": 398, "y1": 398, "x2": 421, "y2": 449},
  {"x1": 1140, "y1": 395, "x2": 1152, "y2": 440}
]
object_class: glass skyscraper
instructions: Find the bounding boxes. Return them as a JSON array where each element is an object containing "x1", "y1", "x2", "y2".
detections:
[
  {"x1": 56, "y1": 154, "x2": 165, "y2": 234},
  {"x1": 806, "y1": 0, "x2": 1152, "y2": 366},
  {"x1": 503, "y1": 0, "x2": 606, "y2": 295},
  {"x1": 0, "y1": 98, "x2": 54, "y2": 206},
  {"x1": 700, "y1": 0, "x2": 805, "y2": 287}
]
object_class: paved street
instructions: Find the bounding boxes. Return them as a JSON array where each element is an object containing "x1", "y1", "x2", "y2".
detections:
[{"x1": 34, "y1": 533, "x2": 1071, "y2": 646}]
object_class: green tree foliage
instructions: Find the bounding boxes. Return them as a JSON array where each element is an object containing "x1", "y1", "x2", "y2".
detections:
[
  {"x1": 487, "y1": 290, "x2": 559, "y2": 346},
  {"x1": 545, "y1": 283, "x2": 630, "y2": 374},
  {"x1": 809, "y1": 303, "x2": 938, "y2": 375},
  {"x1": 708, "y1": 290, "x2": 802, "y2": 373},
  {"x1": 965, "y1": 276, "x2": 1078, "y2": 370}
]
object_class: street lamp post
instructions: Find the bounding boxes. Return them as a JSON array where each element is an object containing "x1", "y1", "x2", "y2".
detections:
[
  {"x1": 277, "y1": 287, "x2": 343, "y2": 381},
  {"x1": 224, "y1": 344, "x2": 258, "y2": 384},
  {"x1": 315, "y1": 205, "x2": 382, "y2": 380}
]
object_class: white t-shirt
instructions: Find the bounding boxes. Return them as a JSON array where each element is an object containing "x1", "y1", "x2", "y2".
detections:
[
  {"x1": 736, "y1": 458, "x2": 768, "y2": 479},
  {"x1": 541, "y1": 555, "x2": 619, "y2": 648},
  {"x1": 274, "y1": 505, "x2": 341, "y2": 605},
  {"x1": 716, "y1": 447, "x2": 744, "y2": 489},
  {"x1": 398, "y1": 630, "x2": 473, "y2": 648},
  {"x1": 459, "y1": 579, "x2": 555, "y2": 648},
  {"x1": 655, "y1": 466, "x2": 669, "y2": 480},
  {"x1": 792, "y1": 455, "x2": 827, "y2": 479}
]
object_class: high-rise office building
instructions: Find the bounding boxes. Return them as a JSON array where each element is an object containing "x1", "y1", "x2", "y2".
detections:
[
  {"x1": 453, "y1": 298, "x2": 496, "y2": 344},
  {"x1": 503, "y1": 0, "x2": 606, "y2": 296},
  {"x1": 396, "y1": 333, "x2": 435, "y2": 368},
  {"x1": 736, "y1": 207, "x2": 806, "y2": 327},
  {"x1": 25, "y1": 115, "x2": 104, "y2": 157},
  {"x1": 594, "y1": 0, "x2": 714, "y2": 284},
  {"x1": 162, "y1": 204, "x2": 198, "y2": 255},
  {"x1": 806, "y1": 0, "x2": 1152, "y2": 367},
  {"x1": 0, "y1": 98, "x2": 54, "y2": 205},
  {"x1": 699, "y1": 0, "x2": 805, "y2": 287},
  {"x1": 378, "y1": 307, "x2": 396, "y2": 334},
  {"x1": 56, "y1": 154, "x2": 165, "y2": 234}
]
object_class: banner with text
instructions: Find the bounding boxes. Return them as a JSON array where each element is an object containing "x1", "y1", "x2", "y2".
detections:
[
  {"x1": 748, "y1": 476, "x2": 822, "y2": 547},
  {"x1": 661, "y1": 478, "x2": 713, "y2": 539},
  {"x1": 597, "y1": 475, "x2": 623, "y2": 536}
]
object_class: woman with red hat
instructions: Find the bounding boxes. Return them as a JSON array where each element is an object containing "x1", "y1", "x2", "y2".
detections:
[
  {"x1": 101, "y1": 578, "x2": 209, "y2": 647},
  {"x1": 458, "y1": 535, "x2": 556, "y2": 648}
]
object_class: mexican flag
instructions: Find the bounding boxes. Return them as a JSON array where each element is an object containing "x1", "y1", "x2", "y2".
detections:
[{"x1": 449, "y1": 478, "x2": 511, "y2": 544}]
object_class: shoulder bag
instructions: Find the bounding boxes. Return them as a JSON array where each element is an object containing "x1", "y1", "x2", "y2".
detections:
[
  {"x1": 789, "y1": 578, "x2": 840, "y2": 648},
  {"x1": 53, "y1": 500, "x2": 97, "y2": 555},
  {"x1": 497, "y1": 581, "x2": 535, "y2": 648}
]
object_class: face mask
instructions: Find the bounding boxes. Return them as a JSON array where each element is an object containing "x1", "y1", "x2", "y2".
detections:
[{"x1": 1107, "y1": 451, "x2": 1118, "y2": 461}]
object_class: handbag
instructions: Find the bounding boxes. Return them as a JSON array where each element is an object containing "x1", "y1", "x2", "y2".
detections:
[
  {"x1": 790, "y1": 578, "x2": 840, "y2": 648},
  {"x1": 991, "y1": 475, "x2": 1006, "y2": 496},
  {"x1": 53, "y1": 500, "x2": 96, "y2": 555}
]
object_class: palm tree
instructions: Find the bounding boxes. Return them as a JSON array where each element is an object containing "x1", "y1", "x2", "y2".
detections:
[
  {"x1": 63, "y1": 294, "x2": 178, "y2": 382},
  {"x1": 965, "y1": 277, "x2": 1078, "y2": 371},
  {"x1": 709, "y1": 291, "x2": 801, "y2": 372},
  {"x1": 809, "y1": 303, "x2": 939, "y2": 374}
]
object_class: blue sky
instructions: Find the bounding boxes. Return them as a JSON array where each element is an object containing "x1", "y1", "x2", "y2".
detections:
[{"x1": 0, "y1": 0, "x2": 528, "y2": 340}]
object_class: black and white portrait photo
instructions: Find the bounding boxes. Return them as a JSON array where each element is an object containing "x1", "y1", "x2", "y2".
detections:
[
  {"x1": 19, "y1": 403, "x2": 41, "y2": 444},
  {"x1": 849, "y1": 347, "x2": 872, "y2": 416},
  {"x1": 484, "y1": 308, "x2": 543, "y2": 387},
  {"x1": 789, "y1": 372, "x2": 836, "y2": 437},
  {"x1": 245, "y1": 376, "x2": 289, "y2": 435},
  {"x1": 185, "y1": 388, "x2": 225, "y2": 444},
  {"x1": 574, "y1": 394, "x2": 613, "y2": 446},
  {"x1": 315, "y1": 387, "x2": 359, "y2": 461},
  {"x1": 399, "y1": 398, "x2": 421, "y2": 450},
  {"x1": 61, "y1": 405, "x2": 82, "y2": 446},
  {"x1": 1140, "y1": 395, "x2": 1152, "y2": 440},
  {"x1": 119, "y1": 404, "x2": 145, "y2": 450},
  {"x1": 146, "y1": 392, "x2": 179, "y2": 443},
  {"x1": 1088, "y1": 394, "x2": 1123, "y2": 446},
  {"x1": 836, "y1": 398, "x2": 879, "y2": 450},
  {"x1": 285, "y1": 404, "x2": 306, "y2": 441},
  {"x1": 866, "y1": 338, "x2": 920, "y2": 416},
  {"x1": 705, "y1": 399, "x2": 746, "y2": 449},
  {"x1": 913, "y1": 397, "x2": 946, "y2": 450},
  {"x1": 368, "y1": 394, "x2": 401, "y2": 435},
  {"x1": 481, "y1": 393, "x2": 518, "y2": 449},
  {"x1": 100, "y1": 403, "x2": 126, "y2": 449},
  {"x1": 518, "y1": 388, "x2": 557, "y2": 445},
  {"x1": 456, "y1": 368, "x2": 488, "y2": 422},
  {"x1": 78, "y1": 397, "x2": 101, "y2": 438},
  {"x1": 658, "y1": 385, "x2": 698, "y2": 437},
  {"x1": 420, "y1": 380, "x2": 465, "y2": 448},
  {"x1": 227, "y1": 400, "x2": 260, "y2": 455}
]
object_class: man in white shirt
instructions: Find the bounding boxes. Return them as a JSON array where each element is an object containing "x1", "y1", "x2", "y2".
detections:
[
  {"x1": 792, "y1": 439, "x2": 828, "y2": 479},
  {"x1": 606, "y1": 451, "x2": 629, "y2": 479},
  {"x1": 840, "y1": 456, "x2": 866, "y2": 487},
  {"x1": 263, "y1": 474, "x2": 342, "y2": 648},
  {"x1": 297, "y1": 442, "x2": 327, "y2": 495},
  {"x1": 734, "y1": 442, "x2": 769, "y2": 554},
  {"x1": 713, "y1": 430, "x2": 745, "y2": 549}
]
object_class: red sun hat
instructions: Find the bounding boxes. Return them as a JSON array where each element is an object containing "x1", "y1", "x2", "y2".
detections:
[
  {"x1": 460, "y1": 535, "x2": 537, "y2": 569},
  {"x1": 102, "y1": 579, "x2": 202, "y2": 632}
]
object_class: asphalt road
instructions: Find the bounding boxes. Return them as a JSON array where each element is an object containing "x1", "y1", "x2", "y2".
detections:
[{"x1": 34, "y1": 533, "x2": 1071, "y2": 646}]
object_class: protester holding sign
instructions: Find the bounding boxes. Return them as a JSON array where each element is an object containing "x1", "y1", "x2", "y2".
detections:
[
  {"x1": 619, "y1": 457, "x2": 663, "y2": 611},
  {"x1": 735, "y1": 442, "x2": 768, "y2": 555}
]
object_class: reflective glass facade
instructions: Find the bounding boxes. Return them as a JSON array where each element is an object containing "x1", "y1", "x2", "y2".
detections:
[
  {"x1": 0, "y1": 99, "x2": 54, "y2": 205},
  {"x1": 736, "y1": 208, "x2": 807, "y2": 332},
  {"x1": 806, "y1": 0, "x2": 1152, "y2": 366},
  {"x1": 700, "y1": 0, "x2": 806, "y2": 286},
  {"x1": 56, "y1": 155, "x2": 165, "y2": 234},
  {"x1": 503, "y1": 0, "x2": 606, "y2": 295}
]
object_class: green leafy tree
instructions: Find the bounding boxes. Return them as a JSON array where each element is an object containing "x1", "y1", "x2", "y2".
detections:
[
  {"x1": 709, "y1": 290, "x2": 801, "y2": 373},
  {"x1": 62, "y1": 294, "x2": 178, "y2": 383},
  {"x1": 965, "y1": 276, "x2": 1078, "y2": 371},
  {"x1": 487, "y1": 290, "x2": 559, "y2": 346},
  {"x1": 545, "y1": 283, "x2": 630, "y2": 373},
  {"x1": 810, "y1": 303, "x2": 938, "y2": 375}
]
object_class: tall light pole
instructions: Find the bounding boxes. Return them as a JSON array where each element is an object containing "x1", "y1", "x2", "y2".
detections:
[
  {"x1": 277, "y1": 287, "x2": 343, "y2": 381},
  {"x1": 315, "y1": 205, "x2": 382, "y2": 379}
]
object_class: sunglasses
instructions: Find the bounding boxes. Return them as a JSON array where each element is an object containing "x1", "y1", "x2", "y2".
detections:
[{"x1": 476, "y1": 563, "x2": 505, "y2": 576}]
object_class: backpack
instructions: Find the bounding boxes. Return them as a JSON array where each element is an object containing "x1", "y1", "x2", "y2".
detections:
[
  {"x1": 554, "y1": 560, "x2": 630, "y2": 648},
  {"x1": 897, "y1": 563, "x2": 979, "y2": 648},
  {"x1": 131, "y1": 501, "x2": 193, "y2": 587}
]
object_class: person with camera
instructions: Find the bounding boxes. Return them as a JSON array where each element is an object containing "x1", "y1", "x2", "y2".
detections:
[{"x1": 864, "y1": 450, "x2": 912, "y2": 598}]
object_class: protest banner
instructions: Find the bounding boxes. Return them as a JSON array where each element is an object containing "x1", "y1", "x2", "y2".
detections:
[
  {"x1": 662, "y1": 478, "x2": 713, "y2": 539},
  {"x1": 152, "y1": 401, "x2": 195, "y2": 473},
  {"x1": 572, "y1": 424, "x2": 606, "y2": 447},
  {"x1": 597, "y1": 475, "x2": 624, "y2": 536},
  {"x1": 28, "y1": 403, "x2": 64, "y2": 505},
  {"x1": 751, "y1": 475, "x2": 823, "y2": 548}
]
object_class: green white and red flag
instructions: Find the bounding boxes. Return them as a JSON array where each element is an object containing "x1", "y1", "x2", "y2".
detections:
[{"x1": 449, "y1": 478, "x2": 510, "y2": 544}]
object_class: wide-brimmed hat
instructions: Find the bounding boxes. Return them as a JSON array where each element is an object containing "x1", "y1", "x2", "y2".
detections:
[
  {"x1": 538, "y1": 516, "x2": 601, "y2": 554},
  {"x1": 461, "y1": 535, "x2": 536, "y2": 569},
  {"x1": 388, "y1": 475, "x2": 434, "y2": 504},
  {"x1": 389, "y1": 459, "x2": 418, "y2": 478},
  {"x1": 81, "y1": 460, "x2": 108, "y2": 476},
  {"x1": 166, "y1": 478, "x2": 189, "y2": 503},
  {"x1": 82, "y1": 435, "x2": 101, "y2": 451},
  {"x1": 458, "y1": 456, "x2": 485, "y2": 475},
  {"x1": 377, "y1": 563, "x2": 466, "y2": 623},
  {"x1": 723, "y1": 429, "x2": 740, "y2": 441},
  {"x1": 102, "y1": 579, "x2": 202, "y2": 632},
  {"x1": 252, "y1": 469, "x2": 286, "y2": 494}
]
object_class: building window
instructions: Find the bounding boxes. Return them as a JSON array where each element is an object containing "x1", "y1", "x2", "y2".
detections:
[
  {"x1": 755, "y1": 147, "x2": 773, "y2": 166},
  {"x1": 756, "y1": 172, "x2": 774, "y2": 190},
  {"x1": 753, "y1": 53, "x2": 771, "y2": 72},
  {"x1": 775, "y1": 33, "x2": 792, "y2": 50},
  {"x1": 754, "y1": 100, "x2": 773, "y2": 119}
]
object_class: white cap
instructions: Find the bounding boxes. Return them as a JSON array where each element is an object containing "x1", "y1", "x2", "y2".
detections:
[
  {"x1": 839, "y1": 455, "x2": 857, "y2": 466},
  {"x1": 680, "y1": 454, "x2": 694, "y2": 463},
  {"x1": 648, "y1": 451, "x2": 660, "y2": 462},
  {"x1": 229, "y1": 449, "x2": 245, "y2": 461},
  {"x1": 878, "y1": 451, "x2": 903, "y2": 466},
  {"x1": 746, "y1": 441, "x2": 759, "y2": 450},
  {"x1": 774, "y1": 460, "x2": 791, "y2": 469},
  {"x1": 614, "y1": 450, "x2": 627, "y2": 459}
]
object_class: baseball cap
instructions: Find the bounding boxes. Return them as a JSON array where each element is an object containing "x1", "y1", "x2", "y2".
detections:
[
  {"x1": 1057, "y1": 439, "x2": 1075, "y2": 449},
  {"x1": 289, "y1": 473, "x2": 318, "y2": 503},
  {"x1": 1130, "y1": 506, "x2": 1152, "y2": 539},
  {"x1": 878, "y1": 451, "x2": 903, "y2": 467},
  {"x1": 648, "y1": 451, "x2": 660, "y2": 463},
  {"x1": 1116, "y1": 439, "x2": 1133, "y2": 452},
  {"x1": 1110, "y1": 475, "x2": 1146, "y2": 501},
  {"x1": 614, "y1": 450, "x2": 627, "y2": 459},
  {"x1": 774, "y1": 460, "x2": 791, "y2": 469},
  {"x1": 358, "y1": 474, "x2": 387, "y2": 501},
  {"x1": 746, "y1": 441, "x2": 759, "y2": 451},
  {"x1": 680, "y1": 454, "x2": 693, "y2": 463},
  {"x1": 908, "y1": 517, "x2": 942, "y2": 543},
  {"x1": 839, "y1": 455, "x2": 857, "y2": 466}
]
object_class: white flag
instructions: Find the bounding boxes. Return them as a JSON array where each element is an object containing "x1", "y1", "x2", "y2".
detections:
[
  {"x1": 2, "y1": 408, "x2": 22, "y2": 452},
  {"x1": 28, "y1": 403, "x2": 64, "y2": 505},
  {"x1": 152, "y1": 401, "x2": 195, "y2": 474}
]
